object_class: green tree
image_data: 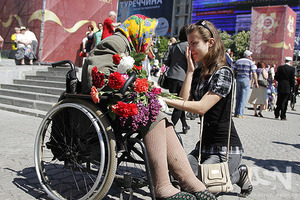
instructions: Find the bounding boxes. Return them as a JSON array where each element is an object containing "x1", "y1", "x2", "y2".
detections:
[
  {"x1": 232, "y1": 31, "x2": 250, "y2": 59},
  {"x1": 220, "y1": 30, "x2": 234, "y2": 50},
  {"x1": 154, "y1": 36, "x2": 169, "y2": 64}
]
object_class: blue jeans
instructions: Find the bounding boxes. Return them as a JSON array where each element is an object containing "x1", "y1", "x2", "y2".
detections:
[{"x1": 235, "y1": 77, "x2": 251, "y2": 116}]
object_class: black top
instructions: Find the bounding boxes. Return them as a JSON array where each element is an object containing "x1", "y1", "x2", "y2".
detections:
[
  {"x1": 275, "y1": 64, "x2": 295, "y2": 94},
  {"x1": 163, "y1": 41, "x2": 188, "y2": 82},
  {"x1": 191, "y1": 67, "x2": 242, "y2": 147}
]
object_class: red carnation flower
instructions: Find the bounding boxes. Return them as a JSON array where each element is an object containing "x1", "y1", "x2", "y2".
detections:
[
  {"x1": 111, "y1": 101, "x2": 138, "y2": 118},
  {"x1": 113, "y1": 54, "x2": 121, "y2": 65},
  {"x1": 134, "y1": 78, "x2": 149, "y2": 93},
  {"x1": 133, "y1": 65, "x2": 142, "y2": 71},
  {"x1": 91, "y1": 66, "x2": 105, "y2": 88},
  {"x1": 90, "y1": 86, "x2": 100, "y2": 104},
  {"x1": 108, "y1": 71, "x2": 126, "y2": 89},
  {"x1": 91, "y1": 66, "x2": 98, "y2": 77}
]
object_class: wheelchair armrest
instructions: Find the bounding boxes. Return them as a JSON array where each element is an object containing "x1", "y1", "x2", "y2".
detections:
[
  {"x1": 120, "y1": 71, "x2": 136, "y2": 95},
  {"x1": 52, "y1": 60, "x2": 75, "y2": 71},
  {"x1": 64, "y1": 93, "x2": 108, "y2": 101}
]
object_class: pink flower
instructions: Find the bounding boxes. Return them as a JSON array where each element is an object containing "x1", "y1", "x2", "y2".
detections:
[
  {"x1": 121, "y1": 74, "x2": 129, "y2": 80},
  {"x1": 151, "y1": 87, "x2": 161, "y2": 95},
  {"x1": 90, "y1": 86, "x2": 100, "y2": 104}
]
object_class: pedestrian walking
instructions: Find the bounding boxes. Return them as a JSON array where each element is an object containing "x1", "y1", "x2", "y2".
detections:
[
  {"x1": 274, "y1": 57, "x2": 295, "y2": 120},
  {"x1": 248, "y1": 61, "x2": 268, "y2": 117},
  {"x1": 225, "y1": 48, "x2": 233, "y2": 67},
  {"x1": 232, "y1": 50, "x2": 258, "y2": 118},
  {"x1": 163, "y1": 25, "x2": 190, "y2": 133}
]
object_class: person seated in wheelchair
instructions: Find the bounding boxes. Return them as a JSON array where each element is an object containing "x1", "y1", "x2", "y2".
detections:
[{"x1": 81, "y1": 14, "x2": 216, "y2": 200}]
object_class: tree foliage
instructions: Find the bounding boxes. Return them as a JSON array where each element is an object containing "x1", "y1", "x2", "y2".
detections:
[
  {"x1": 155, "y1": 36, "x2": 169, "y2": 62},
  {"x1": 232, "y1": 31, "x2": 250, "y2": 59},
  {"x1": 219, "y1": 31, "x2": 234, "y2": 50},
  {"x1": 220, "y1": 30, "x2": 250, "y2": 61}
]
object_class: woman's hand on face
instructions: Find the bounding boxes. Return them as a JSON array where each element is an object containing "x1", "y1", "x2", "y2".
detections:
[{"x1": 186, "y1": 45, "x2": 195, "y2": 72}]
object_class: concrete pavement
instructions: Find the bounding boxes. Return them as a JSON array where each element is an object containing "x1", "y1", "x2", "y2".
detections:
[{"x1": 0, "y1": 97, "x2": 299, "y2": 200}]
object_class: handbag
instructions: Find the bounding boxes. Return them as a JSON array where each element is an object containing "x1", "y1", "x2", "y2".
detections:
[
  {"x1": 158, "y1": 70, "x2": 169, "y2": 89},
  {"x1": 257, "y1": 72, "x2": 269, "y2": 87},
  {"x1": 197, "y1": 67, "x2": 234, "y2": 193}
]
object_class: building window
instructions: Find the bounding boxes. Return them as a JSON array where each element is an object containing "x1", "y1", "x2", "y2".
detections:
[
  {"x1": 186, "y1": 4, "x2": 189, "y2": 13},
  {"x1": 175, "y1": 18, "x2": 180, "y2": 26},
  {"x1": 176, "y1": 27, "x2": 180, "y2": 35},
  {"x1": 176, "y1": 6, "x2": 180, "y2": 14}
]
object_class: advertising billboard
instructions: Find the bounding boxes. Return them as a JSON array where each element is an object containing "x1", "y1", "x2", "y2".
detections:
[
  {"x1": 250, "y1": 5, "x2": 297, "y2": 65},
  {"x1": 117, "y1": 0, "x2": 173, "y2": 36},
  {"x1": 191, "y1": 0, "x2": 300, "y2": 49}
]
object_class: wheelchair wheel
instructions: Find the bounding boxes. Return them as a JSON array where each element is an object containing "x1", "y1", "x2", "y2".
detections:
[{"x1": 34, "y1": 99, "x2": 117, "y2": 200}]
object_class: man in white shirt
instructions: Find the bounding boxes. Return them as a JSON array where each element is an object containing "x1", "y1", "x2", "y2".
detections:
[{"x1": 25, "y1": 29, "x2": 38, "y2": 58}]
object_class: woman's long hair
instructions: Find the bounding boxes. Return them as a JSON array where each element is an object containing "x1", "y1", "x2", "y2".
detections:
[{"x1": 186, "y1": 21, "x2": 226, "y2": 81}]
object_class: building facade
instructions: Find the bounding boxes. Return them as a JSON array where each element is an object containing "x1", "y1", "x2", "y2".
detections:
[{"x1": 171, "y1": 0, "x2": 193, "y2": 37}]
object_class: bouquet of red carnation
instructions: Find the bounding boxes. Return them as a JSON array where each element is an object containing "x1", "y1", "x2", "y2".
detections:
[{"x1": 90, "y1": 51, "x2": 162, "y2": 131}]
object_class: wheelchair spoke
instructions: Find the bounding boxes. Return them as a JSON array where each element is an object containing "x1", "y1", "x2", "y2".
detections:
[{"x1": 35, "y1": 101, "x2": 117, "y2": 200}]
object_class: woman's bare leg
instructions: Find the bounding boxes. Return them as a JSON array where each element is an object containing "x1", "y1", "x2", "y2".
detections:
[{"x1": 143, "y1": 120, "x2": 180, "y2": 198}]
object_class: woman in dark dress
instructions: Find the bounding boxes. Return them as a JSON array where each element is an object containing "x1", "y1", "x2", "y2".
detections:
[{"x1": 85, "y1": 25, "x2": 94, "y2": 56}]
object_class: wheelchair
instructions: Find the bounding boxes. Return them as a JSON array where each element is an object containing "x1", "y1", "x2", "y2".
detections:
[{"x1": 34, "y1": 60, "x2": 156, "y2": 200}]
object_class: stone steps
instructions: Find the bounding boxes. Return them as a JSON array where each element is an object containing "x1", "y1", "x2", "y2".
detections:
[
  {"x1": 13, "y1": 79, "x2": 65, "y2": 88},
  {"x1": 0, "y1": 63, "x2": 77, "y2": 117},
  {"x1": 0, "y1": 95, "x2": 54, "y2": 112},
  {"x1": 0, "y1": 83, "x2": 65, "y2": 95},
  {"x1": 25, "y1": 75, "x2": 66, "y2": 82},
  {"x1": 0, "y1": 88, "x2": 58, "y2": 103}
]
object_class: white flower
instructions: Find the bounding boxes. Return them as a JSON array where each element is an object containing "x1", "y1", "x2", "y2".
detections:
[
  {"x1": 117, "y1": 56, "x2": 135, "y2": 74},
  {"x1": 158, "y1": 97, "x2": 168, "y2": 112}
]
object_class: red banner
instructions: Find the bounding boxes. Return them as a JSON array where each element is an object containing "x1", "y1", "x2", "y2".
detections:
[
  {"x1": 249, "y1": 5, "x2": 296, "y2": 66},
  {"x1": 0, "y1": 0, "x2": 117, "y2": 65}
]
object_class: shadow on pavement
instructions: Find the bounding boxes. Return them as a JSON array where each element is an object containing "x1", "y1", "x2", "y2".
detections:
[
  {"x1": 242, "y1": 156, "x2": 300, "y2": 173},
  {"x1": 286, "y1": 111, "x2": 300, "y2": 116},
  {"x1": 5, "y1": 166, "x2": 150, "y2": 200},
  {"x1": 272, "y1": 141, "x2": 300, "y2": 149},
  {"x1": 4, "y1": 167, "x2": 50, "y2": 200}
]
